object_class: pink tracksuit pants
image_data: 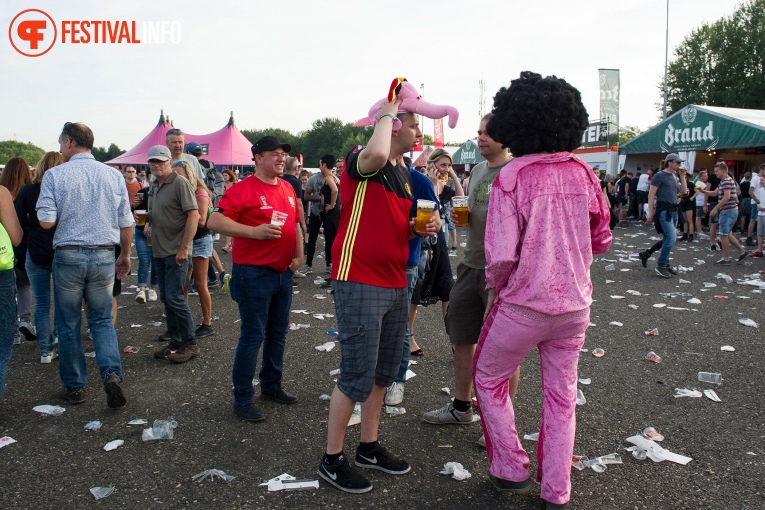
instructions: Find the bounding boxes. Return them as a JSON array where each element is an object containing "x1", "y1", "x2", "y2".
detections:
[{"x1": 473, "y1": 303, "x2": 589, "y2": 505}]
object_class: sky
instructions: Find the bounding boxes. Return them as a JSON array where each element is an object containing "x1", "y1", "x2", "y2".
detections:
[{"x1": 0, "y1": 0, "x2": 745, "y2": 153}]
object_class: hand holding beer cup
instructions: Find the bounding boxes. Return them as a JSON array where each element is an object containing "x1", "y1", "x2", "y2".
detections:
[
  {"x1": 451, "y1": 196, "x2": 469, "y2": 227},
  {"x1": 414, "y1": 199, "x2": 437, "y2": 235}
]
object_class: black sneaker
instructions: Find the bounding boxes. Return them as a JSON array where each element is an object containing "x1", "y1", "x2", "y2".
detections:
[
  {"x1": 261, "y1": 386, "x2": 298, "y2": 404},
  {"x1": 59, "y1": 386, "x2": 85, "y2": 405},
  {"x1": 104, "y1": 372, "x2": 126, "y2": 408},
  {"x1": 234, "y1": 402, "x2": 266, "y2": 422},
  {"x1": 489, "y1": 474, "x2": 532, "y2": 494},
  {"x1": 318, "y1": 454, "x2": 373, "y2": 494},
  {"x1": 354, "y1": 443, "x2": 411, "y2": 475},
  {"x1": 666, "y1": 266, "x2": 678, "y2": 276},
  {"x1": 710, "y1": 244, "x2": 718, "y2": 252},
  {"x1": 655, "y1": 267, "x2": 673, "y2": 278},
  {"x1": 157, "y1": 331, "x2": 171, "y2": 342},
  {"x1": 195, "y1": 324, "x2": 216, "y2": 338},
  {"x1": 188, "y1": 286, "x2": 199, "y2": 296},
  {"x1": 638, "y1": 251, "x2": 649, "y2": 268},
  {"x1": 738, "y1": 251, "x2": 750, "y2": 262},
  {"x1": 543, "y1": 499, "x2": 569, "y2": 509}
]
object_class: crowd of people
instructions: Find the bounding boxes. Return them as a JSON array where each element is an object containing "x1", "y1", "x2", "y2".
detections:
[{"x1": 17, "y1": 71, "x2": 765, "y2": 507}]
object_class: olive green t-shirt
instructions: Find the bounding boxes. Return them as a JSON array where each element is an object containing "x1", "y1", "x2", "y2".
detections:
[
  {"x1": 149, "y1": 172, "x2": 198, "y2": 259},
  {"x1": 462, "y1": 161, "x2": 507, "y2": 269}
]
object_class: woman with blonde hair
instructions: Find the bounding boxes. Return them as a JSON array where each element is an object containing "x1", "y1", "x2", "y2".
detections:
[
  {"x1": 173, "y1": 161, "x2": 216, "y2": 338},
  {"x1": 16, "y1": 152, "x2": 64, "y2": 363},
  {"x1": 409, "y1": 148, "x2": 464, "y2": 355},
  {"x1": 2, "y1": 158, "x2": 34, "y2": 345}
]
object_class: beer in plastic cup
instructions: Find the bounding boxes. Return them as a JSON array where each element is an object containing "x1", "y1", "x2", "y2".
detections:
[
  {"x1": 271, "y1": 210, "x2": 288, "y2": 227},
  {"x1": 136, "y1": 210, "x2": 147, "y2": 227},
  {"x1": 415, "y1": 200, "x2": 436, "y2": 235},
  {"x1": 146, "y1": 231, "x2": 152, "y2": 246},
  {"x1": 452, "y1": 196, "x2": 469, "y2": 227}
]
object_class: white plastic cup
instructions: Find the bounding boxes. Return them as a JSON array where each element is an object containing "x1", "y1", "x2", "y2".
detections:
[{"x1": 271, "y1": 210, "x2": 288, "y2": 227}]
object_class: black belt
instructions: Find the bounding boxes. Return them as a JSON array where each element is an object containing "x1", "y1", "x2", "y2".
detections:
[{"x1": 57, "y1": 245, "x2": 115, "y2": 251}]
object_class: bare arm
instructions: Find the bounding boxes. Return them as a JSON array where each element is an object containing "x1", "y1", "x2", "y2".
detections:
[
  {"x1": 0, "y1": 187, "x2": 22, "y2": 246},
  {"x1": 207, "y1": 211, "x2": 283, "y2": 240},
  {"x1": 116, "y1": 226, "x2": 133, "y2": 280},
  {"x1": 449, "y1": 168, "x2": 465, "y2": 197},
  {"x1": 176, "y1": 209, "x2": 200, "y2": 265},
  {"x1": 290, "y1": 226, "x2": 304, "y2": 272},
  {"x1": 358, "y1": 99, "x2": 400, "y2": 174},
  {"x1": 195, "y1": 192, "x2": 209, "y2": 227}
]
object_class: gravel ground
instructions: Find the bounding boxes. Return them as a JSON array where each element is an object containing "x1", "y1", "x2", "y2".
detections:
[{"x1": 1, "y1": 224, "x2": 764, "y2": 509}]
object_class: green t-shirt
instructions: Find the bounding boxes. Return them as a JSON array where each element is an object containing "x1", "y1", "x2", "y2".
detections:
[
  {"x1": 149, "y1": 172, "x2": 198, "y2": 259},
  {"x1": 462, "y1": 161, "x2": 507, "y2": 269}
]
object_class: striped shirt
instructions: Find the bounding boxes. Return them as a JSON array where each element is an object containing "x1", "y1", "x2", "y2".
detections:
[
  {"x1": 37, "y1": 153, "x2": 134, "y2": 247},
  {"x1": 717, "y1": 176, "x2": 738, "y2": 213}
]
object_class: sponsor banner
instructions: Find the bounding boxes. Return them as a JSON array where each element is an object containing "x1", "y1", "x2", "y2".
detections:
[
  {"x1": 598, "y1": 69, "x2": 620, "y2": 146},
  {"x1": 433, "y1": 118, "x2": 444, "y2": 148}
]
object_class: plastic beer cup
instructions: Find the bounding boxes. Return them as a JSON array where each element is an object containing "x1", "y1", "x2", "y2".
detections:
[
  {"x1": 452, "y1": 196, "x2": 469, "y2": 227},
  {"x1": 415, "y1": 200, "x2": 436, "y2": 235}
]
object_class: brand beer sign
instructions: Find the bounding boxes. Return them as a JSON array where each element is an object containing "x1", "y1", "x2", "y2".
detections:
[{"x1": 661, "y1": 106, "x2": 718, "y2": 152}]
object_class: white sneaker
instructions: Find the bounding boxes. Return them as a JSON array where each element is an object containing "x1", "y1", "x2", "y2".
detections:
[
  {"x1": 135, "y1": 290, "x2": 146, "y2": 304},
  {"x1": 384, "y1": 382, "x2": 405, "y2": 406},
  {"x1": 293, "y1": 270, "x2": 307, "y2": 278},
  {"x1": 478, "y1": 433, "x2": 486, "y2": 447},
  {"x1": 212, "y1": 233, "x2": 220, "y2": 241},
  {"x1": 422, "y1": 402, "x2": 480, "y2": 424},
  {"x1": 19, "y1": 321, "x2": 36, "y2": 341},
  {"x1": 147, "y1": 289, "x2": 158, "y2": 302},
  {"x1": 40, "y1": 352, "x2": 54, "y2": 364}
]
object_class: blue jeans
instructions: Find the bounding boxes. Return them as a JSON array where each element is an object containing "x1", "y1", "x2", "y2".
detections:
[
  {"x1": 657, "y1": 210, "x2": 678, "y2": 268},
  {"x1": 154, "y1": 256, "x2": 196, "y2": 345},
  {"x1": 25, "y1": 253, "x2": 55, "y2": 354},
  {"x1": 53, "y1": 248, "x2": 123, "y2": 390},
  {"x1": 395, "y1": 266, "x2": 420, "y2": 384},
  {"x1": 135, "y1": 228, "x2": 157, "y2": 288},
  {"x1": 0, "y1": 269, "x2": 16, "y2": 399},
  {"x1": 230, "y1": 264, "x2": 293, "y2": 406}
]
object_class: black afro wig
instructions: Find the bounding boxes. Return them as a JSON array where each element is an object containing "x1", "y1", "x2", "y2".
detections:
[{"x1": 486, "y1": 71, "x2": 589, "y2": 157}]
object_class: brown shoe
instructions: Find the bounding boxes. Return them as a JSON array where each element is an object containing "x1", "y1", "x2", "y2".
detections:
[
  {"x1": 167, "y1": 343, "x2": 199, "y2": 364},
  {"x1": 154, "y1": 343, "x2": 181, "y2": 359}
]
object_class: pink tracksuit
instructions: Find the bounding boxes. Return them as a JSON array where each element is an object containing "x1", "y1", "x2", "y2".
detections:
[{"x1": 474, "y1": 152, "x2": 612, "y2": 505}]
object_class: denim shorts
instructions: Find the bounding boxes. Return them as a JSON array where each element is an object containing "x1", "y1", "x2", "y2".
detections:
[
  {"x1": 192, "y1": 234, "x2": 212, "y2": 258},
  {"x1": 717, "y1": 209, "x2": 738, "y2": 236}
]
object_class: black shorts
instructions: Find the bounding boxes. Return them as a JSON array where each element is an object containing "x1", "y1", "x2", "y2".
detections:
[{"x1": 680, "y1": 198, "x2": 694, "y2": 213}]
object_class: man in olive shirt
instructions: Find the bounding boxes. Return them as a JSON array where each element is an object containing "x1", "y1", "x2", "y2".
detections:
[
  {"x1": 144, "y1": 145, "x2": 200, "y2": 364},
  {"x1": 423, "y1": 114, "x2": 520, "y2": 433}
]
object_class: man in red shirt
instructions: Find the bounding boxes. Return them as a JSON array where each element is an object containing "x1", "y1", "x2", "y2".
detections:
[
  {"x1": 318, "y1": 99, "x2": 438, "y2": 494},
  {"x1": 207, "y1": 136, "x2": 304, "y2": 422}
]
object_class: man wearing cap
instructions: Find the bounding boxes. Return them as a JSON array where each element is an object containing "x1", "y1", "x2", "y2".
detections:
[
  {"x1": 317, "y1": 100, "x2": 439, "y2": 494},
  {"x1": 37, "y1": 122, "x2": 131, "y2": 408},
  {"x1": 645, "y1": 153, "x2": 687, "y2": 278},
  {"x1": 166, "y1": 128, "x2": 205, "y2": 181},
  {"x1": 144, "y1": 146, "x2": 201, "y2": 363},
  {"x1": 207, "y1": 136, "x2": 303, "y2": 423}
]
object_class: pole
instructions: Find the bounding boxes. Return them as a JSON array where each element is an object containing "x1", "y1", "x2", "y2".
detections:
[{"x1": 663, "y1": 0, "x2": 669, "y2": 120}]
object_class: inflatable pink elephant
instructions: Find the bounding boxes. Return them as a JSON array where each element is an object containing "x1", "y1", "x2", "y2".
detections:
[{"x1": 354, "y1": 77, "x2": 459, "y2": 131}]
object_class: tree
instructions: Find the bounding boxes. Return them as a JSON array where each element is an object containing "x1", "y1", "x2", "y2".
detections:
[
  {"x1": 92, "y1": 143, "x2": 125, "y2": 162},
  {"x1": 0, "y1": 140, "x2": 45, "y2": 165},
  {"x1": 662, "y1": 0, "x2": 765, "y2": 115},
  {"x1": 619, "y1": 125, "x2": 643, "y2": 145},
  {"x1": 422, "y1": 134, "x2": 434, "y2": 146}
]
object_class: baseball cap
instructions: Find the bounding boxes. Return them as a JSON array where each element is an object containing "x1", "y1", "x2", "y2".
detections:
[
  {"x1": 251, "y1": 136, "x2": 291, "y2": 160},
  {"x1": 665, "y1": 153, "x2": 684, "y2": 163},
  {"x1": 147, "y1": 145, "x2": 171, "y2": 162},
  {"x1": 185, "y1": 142, "x2": 203, "y2": 155}
]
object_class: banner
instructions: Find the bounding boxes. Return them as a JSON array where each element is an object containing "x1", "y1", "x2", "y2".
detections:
[
  {"x1": 598, "y1": 69, "x2": 620, "y2": 146},
  {"x1": 433, "y1": 118, "x2": 444, "y2": 148}
]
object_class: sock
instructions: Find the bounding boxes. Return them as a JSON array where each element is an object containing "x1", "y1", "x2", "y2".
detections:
[
  {"x1": 358, "y1": 441, "x2": 378, "y2": 453},
  {"x1": 453, "y1": 398, "x2": 471, "y2": 412},
  {"x1": 323, "y1": 451, "x2": 343, "y2": 464}
]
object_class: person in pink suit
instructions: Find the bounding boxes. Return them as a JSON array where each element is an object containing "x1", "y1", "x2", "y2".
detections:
[{"x1": 473, "y1": 72, "x2": 612, "y2": 509}]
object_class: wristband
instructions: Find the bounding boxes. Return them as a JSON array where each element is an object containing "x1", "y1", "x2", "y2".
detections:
[{"x1": 376, "y1": 113, "x2": 397, "y2": 123}]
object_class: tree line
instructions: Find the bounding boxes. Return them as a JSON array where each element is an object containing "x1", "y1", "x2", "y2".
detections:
[{"x1": 663, "y1": 0, "x2": 765, "y2": 116}]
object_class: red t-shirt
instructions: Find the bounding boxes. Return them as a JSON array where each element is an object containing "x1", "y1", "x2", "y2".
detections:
[
  {"x1": 331, "y1": 148, "x2": 414, "y2": 288},
  {"x1": 215, "y1": 175, "x2": 300, "y2": 271}
]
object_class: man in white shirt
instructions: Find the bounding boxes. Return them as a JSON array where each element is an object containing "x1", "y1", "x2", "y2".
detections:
[
  {"x1": 636, "y1": 169, "x2": 651, "y2": 221},
  {"x1": 750, "y1": 164, "x2": 765, "y2": 255}
]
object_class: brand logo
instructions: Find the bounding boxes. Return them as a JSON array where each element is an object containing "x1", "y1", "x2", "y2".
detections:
[
  {"x1": 8, "y1": 10, "x2": 182, "y2": 57},
  {"x1": 681, "y1": 105, "x2": 698, "y2": 125},
  {"x1": 9, "y1": 9, "x2": 57, "y2": 57},
  {"x1": 663, "y1": 121, "x2": 717, "y2": 149},
  {"x1": 358, "y1": 454, "x2": 378, "y2": 464}
]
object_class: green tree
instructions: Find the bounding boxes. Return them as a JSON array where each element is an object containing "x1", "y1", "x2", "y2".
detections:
[
  {"x1": 0, "y1": 140, "x2": 45, "y2": 165},
  {"x1": 662, "y1": 0, "x2": 765, "y2": 115},
  {"x1": 619, "y1": 125, "x2": 643, "y2": 145},
  {"x1": 422, "y1": 134, "x2": 434, "y2": 146},
  {"x1": 92, "y1": 143, "x2": 125, "y2": 162}
]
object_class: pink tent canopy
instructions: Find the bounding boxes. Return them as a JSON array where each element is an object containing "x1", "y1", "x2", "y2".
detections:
[{"x1": 107, "y1": 111, "x2": 254, "y2": 167}]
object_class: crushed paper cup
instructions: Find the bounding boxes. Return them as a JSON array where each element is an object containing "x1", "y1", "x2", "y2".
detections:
[
  {"x1": 315, "y1": 341, "x2": 335, "y2": 352},
  {"x1": 103, "y1": 439, "x2": 124, "y2": 451},
  {"x1": 674, "y1": 388, "x2": 703, "y2": 398},
  {"x1": 642, "y1": 427, "x2": 664, "y2": 442},
  {"x1": 592, "y1": 348, "x2": 605, "y2": 357},
  {"x1": 0, "y1": 436, "x2": 18, "y2": 448},
  {"x1": 90, "y1": 487, "x2": 114, "y2": 500},
  {"x1": 704, "y1": 389, "x2": 721, "y2": 402},
  {"x1": 440, "y1": 462, "x2": 472, "y2": 481},
  {"x1": 33, "y1": 405, "x2": 65, "y2": 416}
]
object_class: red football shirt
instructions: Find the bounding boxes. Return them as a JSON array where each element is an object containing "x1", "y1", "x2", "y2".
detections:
[
  {"x1": 331, "y1": 148, "x2": 414, "y2": 288},
  {"x1": 216, "y1": 176, "x2": 300, "y2": 271}
]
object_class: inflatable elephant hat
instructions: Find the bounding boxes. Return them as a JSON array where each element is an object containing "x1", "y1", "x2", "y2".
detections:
[{"x1": 354, "y1": 77, "x2": 459, "y2": 131}]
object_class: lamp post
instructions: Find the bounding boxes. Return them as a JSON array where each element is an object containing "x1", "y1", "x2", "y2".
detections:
[{"x1": 663, "y1": 0, "x2": 669, "y2": 120}]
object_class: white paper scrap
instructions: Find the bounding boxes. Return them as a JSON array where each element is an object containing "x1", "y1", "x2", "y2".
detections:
[
  {"x1": 625, "y1": 435, "x2": 692, "y2": 465},
  {"x1": 704, "y1": 389, "x2": 721, "y2": 402},
  {"x1": 103, "y1": 439, "x2": 124, "y2": 451},
  {"x1": 439, "y1": 462, "x2": 472, "y2": 481}
]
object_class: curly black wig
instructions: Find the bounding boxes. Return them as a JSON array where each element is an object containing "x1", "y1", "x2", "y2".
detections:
[{"x1": 486, "y1": 71, "x2": 589, "y2": 157}]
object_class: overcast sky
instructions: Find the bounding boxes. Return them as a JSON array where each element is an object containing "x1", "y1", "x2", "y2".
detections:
[{"x1": 0, "y1": 0, "x2": 743, "y2": 153}]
